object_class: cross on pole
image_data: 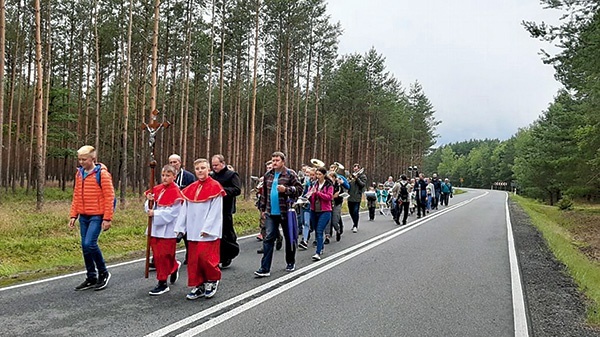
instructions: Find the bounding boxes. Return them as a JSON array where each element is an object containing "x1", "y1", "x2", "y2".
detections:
[{"x1": 141, "y1": 109, "x2": 170, "y2": 278}]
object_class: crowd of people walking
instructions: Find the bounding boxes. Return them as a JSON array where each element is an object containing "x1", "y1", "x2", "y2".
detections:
[{"x1": 68, "y1": 146, "x2": 453, "y2": 300}]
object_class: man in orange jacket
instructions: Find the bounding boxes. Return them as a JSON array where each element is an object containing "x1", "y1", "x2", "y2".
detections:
[{"x1": 68, "y1": 145, "x2": 115, "y2": 291}]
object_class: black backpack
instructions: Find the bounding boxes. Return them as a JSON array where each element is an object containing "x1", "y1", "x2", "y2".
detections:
[{"x1": 399, "y1": 182, "x2": 409, "y2": 202}]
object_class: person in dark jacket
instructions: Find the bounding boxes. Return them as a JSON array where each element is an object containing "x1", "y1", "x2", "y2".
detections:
[
  {"x1": 255, "y1": 151, "x2": 303, "y2": 277},
  {"x1": 414, "y1": 173, "x2": 428, "y2": 218},
  {"x1": 347, "y1": 163, "x2": 367, "y2": 233},
  {"x1": 169, "y1": 154, "x2": 196, "y2": 189},
  {"x1": 210, "y1": 154, "x2": 242, "y2": 269}
]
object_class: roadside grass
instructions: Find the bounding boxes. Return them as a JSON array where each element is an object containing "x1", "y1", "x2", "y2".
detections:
[
  {"x1": 511, "y1": 194, "x2": 600, "y2": 325},
  {"x1": 0, "y1": 188, "x2": 261, "y2": 287},
  {"x1": 0, "y1": 187, "x2": 370, "y2": 287},
  {"x1": 453, "y1": 188, "x2": 466, "y2": 195}
]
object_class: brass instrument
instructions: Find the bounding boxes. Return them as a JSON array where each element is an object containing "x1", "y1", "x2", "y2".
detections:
[
  {"x1": 330, "y1": 161, "x2": 345, "y2": 175},
  {"x1": 310, "y1": 158, "x2": 325, "y2": 168},
  {"x1": 352, "y1": 167, "x2": 365, "y2": 178},
  {"x1": 249, "y1": 175, "x2": 263, "y2": 199}
]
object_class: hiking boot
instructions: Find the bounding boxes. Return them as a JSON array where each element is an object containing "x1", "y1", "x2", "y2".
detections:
[
  {"x1": 94, "y1": 271, "x2": 111, "y2": 291},
  {"x1": 186, "y1": 285, "x2": 205, "y2": 300},
  {"x1": 74, "y1": 278, "x2": 97, "y2": 291},
  {"x1": 204, "y1": 281, "x2": 219, "y2": 298},
  {"x1": 170, "y1": 260, "x2": 181, "y2": 284},
  {"x1": 149, "y1": 282, "x2": 170, "y2": 296}
]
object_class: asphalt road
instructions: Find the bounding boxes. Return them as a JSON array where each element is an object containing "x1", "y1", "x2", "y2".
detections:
[{"x1": 0, "y1": 189, "x2": 596, "y2": 337}]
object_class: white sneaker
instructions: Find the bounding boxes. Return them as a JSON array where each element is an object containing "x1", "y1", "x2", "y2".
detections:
[
  {"x1": 204, "y1": 281, "x2": 219, "y2": 298},
  {"x1": 352, "y1": 227, "x2": 358, "y2": 233},
  {"x1": 186, "y1": 285, "x2": 205, "y2": 300},
  {"x1": 311, "y1": 254, "x2": 321, "y2": 261}
]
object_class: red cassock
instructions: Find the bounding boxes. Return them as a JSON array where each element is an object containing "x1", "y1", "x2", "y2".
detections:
[
  {"x1": 177, "y1": 177, "x2": 226, "y2": 287},
  {"x1": 145, "y1": 183, "x2": 185, "y2": 282}
]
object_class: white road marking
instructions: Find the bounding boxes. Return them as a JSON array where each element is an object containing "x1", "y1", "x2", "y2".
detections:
[
  {"x1": 505, "y1": 192, "x2": 530, "y2": 336},
  {"x1": 146, "y1": 192, "x2": 488, "y2": 337}
]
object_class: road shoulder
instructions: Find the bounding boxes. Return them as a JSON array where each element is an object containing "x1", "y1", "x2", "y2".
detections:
[{"x1": 510, "y1": 200, "x2": 600, "y2": 336}]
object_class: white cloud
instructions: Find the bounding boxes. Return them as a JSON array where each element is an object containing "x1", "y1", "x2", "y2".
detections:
[{"x1": 327, "y1": 0, "x2": 563, "y2": 145}]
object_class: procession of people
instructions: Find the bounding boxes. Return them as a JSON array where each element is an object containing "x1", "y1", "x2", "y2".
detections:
[{"x1": 68, "y1": 145, "x2": 453, "y2": 300}]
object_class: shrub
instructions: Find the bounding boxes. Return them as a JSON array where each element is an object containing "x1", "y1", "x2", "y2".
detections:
[{"x1": 557, "y1": 196, "x2": 574, "y2": 211}]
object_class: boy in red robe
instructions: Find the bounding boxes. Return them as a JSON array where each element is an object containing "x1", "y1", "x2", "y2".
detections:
[
  {"x1": 145, "y1": 165, "x2": 185, "y2": 295},
  {"x1": 175, "y1": 159, "x2": 226, "y2": 300}
]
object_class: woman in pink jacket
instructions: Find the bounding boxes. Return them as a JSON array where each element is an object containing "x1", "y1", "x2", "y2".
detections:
[{"x1": 308, "y1": 167, "x2": 334, "y2": 261}]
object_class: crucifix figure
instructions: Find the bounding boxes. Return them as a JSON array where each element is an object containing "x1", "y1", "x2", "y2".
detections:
[
  {"x1": 141, "y1": 109, "x2": 171, "y2": 278},
  {"x1": 142, "y1": 109, "x2": 171, "y2": 163}
]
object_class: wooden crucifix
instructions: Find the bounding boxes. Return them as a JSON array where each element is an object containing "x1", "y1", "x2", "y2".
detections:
[{"x1": 142, "y1": 109, "x2": 171, "y2": 278}]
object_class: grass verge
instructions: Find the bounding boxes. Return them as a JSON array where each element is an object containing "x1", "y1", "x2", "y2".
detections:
[
  {"x1": 0, "y1": 188, "x2": 261, "y2": 287},
  {"x1": 511, "y1": 194, "x2": 600, "y2": 325}
]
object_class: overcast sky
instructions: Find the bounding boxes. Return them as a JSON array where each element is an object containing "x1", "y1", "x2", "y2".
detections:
[{"x1": 326, "y1": 0, "x2": 564, "y2": 146}]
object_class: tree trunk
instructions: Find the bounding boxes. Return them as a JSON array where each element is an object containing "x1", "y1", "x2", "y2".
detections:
[
  {"x1": 282, "y1": 40, "x2": 290, "y2": 157},
  {"x1": 205, "y1": 0, "x2": 215, "y2": 158},
  {"x1": 247, "y1": 0, "x2": 260, "y2": 198},
  {"x1": 218, "y1": 0, "x2": 225, "y2": 153},
  {"x1": 275, "y1": 46, "x2": 282, "y2": 149},
  {"x1": 34, "y1": 0, "x2": 45, "y2": 210},
  {"x1": 120, "y1": 0, "x2": 134, "y2": 207},
  {"x1": 302, "y1": 31, "x2": 313, "y2": 166},
  {"x1": 42, "y1": 3, "x2": 51, "y2": 163},
  {"x1": 0, "y1": 0, "x2": 5, "y2": 190},
  {"x1": 94, "y1": 0, "x2": 101, "y2": 152},
  {"x1": 312, "y1": 54, "x2": 321, "y2": 158}
]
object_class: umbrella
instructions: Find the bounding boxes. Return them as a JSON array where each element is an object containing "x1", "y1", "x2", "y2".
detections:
[{"x1": 287, "y1": 199, "x2": 299, "y2": 247}]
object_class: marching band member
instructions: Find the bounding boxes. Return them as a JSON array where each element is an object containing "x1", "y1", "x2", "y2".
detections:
[
  {"x1": 298, "y1": 167, "x2": 315, "y2": 250},
  {"x1": 347, "y1": 163, "x2": 367, "y2": 232},
  {"x1": 308, "y1": 167, "x2": 334, "y2": 261},
  {"x1": 327, "y1": 171, "x2": 349, "y2": 241}
]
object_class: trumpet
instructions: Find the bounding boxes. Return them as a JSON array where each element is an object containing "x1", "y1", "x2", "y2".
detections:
[{"x1": 310, "y1": 158, "x2": 325, "y2": 168}]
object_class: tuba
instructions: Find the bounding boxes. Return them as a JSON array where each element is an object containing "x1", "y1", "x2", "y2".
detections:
[
  {"x1": 310, "y1": 158, "x2": 325, "y2": 168},
  {"x1": 331, "y1": 161, "x2": 345, "y2": 175}
]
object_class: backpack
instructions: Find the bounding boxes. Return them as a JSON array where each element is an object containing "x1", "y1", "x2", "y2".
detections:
[
  {"x1": 79, "y1": 164, "x2": 117, "y2": 211},
  {"x1": 399, "y1": 182, "x2": 409, "y2": 202}
]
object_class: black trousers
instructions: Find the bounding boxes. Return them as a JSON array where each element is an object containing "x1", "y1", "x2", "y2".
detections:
[
  {"x1": 416, "y1": 196, "x2": 427, "y2": 217},
  {"x1": 393, "y1": 200, "x2": 409, "y2": 224},
  {"x1": 368, "y1": 207, "x2": 375, "y2": 220},
  {"x1": 220, "y1": 213, "x2": 240, "y2": 262}
]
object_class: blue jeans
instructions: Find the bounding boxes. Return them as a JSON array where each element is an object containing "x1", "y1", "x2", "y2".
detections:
[
  {"x1": 79, "y1": 215, "x2": 107, "y2": 279},
  {"x1": 348, "y1": 201, "x2": 361, "y2": 228},
  {"x1": 311, "y1": 211, "x2": 332, "y2": 255},
  {"x1": 261, "y1": 214, "x2": 296, "y2": 271},
  {"x1": 301, "y1": 208, "x2": 311, "y2": 242}
]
